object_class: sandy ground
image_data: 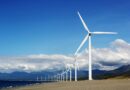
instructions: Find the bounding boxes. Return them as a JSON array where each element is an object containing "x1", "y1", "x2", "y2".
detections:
[{"x1": 4, "y1": 79, "x2": 130, "y2": 90}]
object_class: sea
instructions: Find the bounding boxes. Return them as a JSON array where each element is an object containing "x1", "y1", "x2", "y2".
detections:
[{"x1": 0, "y1": 80, "x2": 48, "y2": 89}]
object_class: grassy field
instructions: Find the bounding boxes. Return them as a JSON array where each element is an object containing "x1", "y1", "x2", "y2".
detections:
[{"x1": 6, "y1": 79, "x2": 130, "y2": 90}]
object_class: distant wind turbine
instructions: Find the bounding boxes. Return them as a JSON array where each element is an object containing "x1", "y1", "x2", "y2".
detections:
[
  {"x1": 75, "y1": 11, "x2": 117, "y2": 80},
  {"x1": 66, "y1": 64, "x2": 73, "y2": 82}
]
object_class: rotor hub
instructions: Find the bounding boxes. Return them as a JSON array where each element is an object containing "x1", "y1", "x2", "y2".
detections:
[{"x1": 89, "y1": 33, "x2": 91, "y2": 36}]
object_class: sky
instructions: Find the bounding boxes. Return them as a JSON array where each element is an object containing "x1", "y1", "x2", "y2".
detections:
[{"x1": 0, "y1": 0, "x2": 130, "y2": 72}]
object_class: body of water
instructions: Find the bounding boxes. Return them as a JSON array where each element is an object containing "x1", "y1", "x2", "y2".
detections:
[{"x1": 0, "y1": 80, "x2": 47, "y2": 89}]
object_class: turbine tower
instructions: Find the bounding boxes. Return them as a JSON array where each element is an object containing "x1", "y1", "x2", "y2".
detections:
[
  {"x1": 75, "y1": 11, "x2": 117, "y2": 80},
  {"x1": 74, "y1": 56, "x2": 79, "y2": 81},
  {"x1": 66, "y1": 64, "x2": 73, "y2": 82}
]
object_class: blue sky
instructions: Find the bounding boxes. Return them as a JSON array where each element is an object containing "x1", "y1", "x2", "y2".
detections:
[{"x1": 0, "y1": 0, "x2": 130, "y2": 56}]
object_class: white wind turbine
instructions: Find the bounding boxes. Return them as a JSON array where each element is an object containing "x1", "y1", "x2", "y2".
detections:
[
  {"x1": 66, "y1": 64, "x2": 73, "y2": 82},
  {"x1": 65, "y1": 71, "x2": 68, "y2": 82},
  {"x1": 74, "y1": 56, "x2": 79, "y2": 81},
  {"x1": 75, "y1": 11, "x2": 117, "y2": 80}
]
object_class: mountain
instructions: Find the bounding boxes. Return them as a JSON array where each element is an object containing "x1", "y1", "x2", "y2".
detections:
[
  {"x1": 76, "y1": 69, "x2": 107, "y2": 80},
  {"x1": 0, "y1": 71, "x2": 58, "y2": 81},
  {"x1": 0, "y1": 69, "x2": 107, "y2": 81},
  {"x1": 76, "y1": 64, "x2": 130, "y2": 80},
  {"x1": 0, "y1": 65, "x2": 130, "y2": 81},
  {"x1": 95, "y1": 65, "x2": 130, "y2": 79}
]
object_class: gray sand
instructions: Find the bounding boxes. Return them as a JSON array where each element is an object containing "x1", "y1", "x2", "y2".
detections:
[{"x1": 5, "y1": 79, "x2": 130, "y2": 90}]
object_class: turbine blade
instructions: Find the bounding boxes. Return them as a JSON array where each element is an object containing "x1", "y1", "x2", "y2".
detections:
[
  {"x1": 77, "y1": 11, "x2": 90, "y2": 33},
  {"x1": 91, "y1": 32, "x2": 117, "y2": 34},
  {"x1": 75, "y1": 34, "x2": 89, "y2": 55}
]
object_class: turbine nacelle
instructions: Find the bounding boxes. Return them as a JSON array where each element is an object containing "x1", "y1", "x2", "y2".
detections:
[{"x1": 89, "y1": 33, "x2": 91, "y2": 36}]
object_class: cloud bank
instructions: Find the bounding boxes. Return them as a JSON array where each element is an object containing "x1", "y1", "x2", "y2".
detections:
[{"x1": 0, "y1": 39, "x2": 130, "y2": 73}]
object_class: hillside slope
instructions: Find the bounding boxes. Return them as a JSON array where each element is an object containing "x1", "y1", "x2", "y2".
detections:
[{"x1": 95, "y1": 65, "x2": 130, "y2": 79}]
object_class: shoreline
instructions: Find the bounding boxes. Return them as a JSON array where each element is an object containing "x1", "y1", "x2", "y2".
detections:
[{"x1": 1, "y1": 81, "x2": 53, "y2": 90}]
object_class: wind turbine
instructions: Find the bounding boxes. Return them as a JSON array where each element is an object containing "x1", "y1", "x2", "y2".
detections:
[
  {"x1": 65, "y1": 71, "x2": 68, "y2": 82},
  {"x1": 58, "y1": 74, "x2": 61, "y2": 82},
  {"x1": 61, "y1": 73, "x2": 64, "y2": 82},
  {"x1": 75, "y1": 11, "x2": 117, "y2": 80},
  {"x1": 66, "y1": 64, "x2": 73, "y2": 82},
  {"x1": 62, "y1": 72, "x2": 65, "y2": 82},
  {"x1": 74, "y1": 56, "x2": 79, "y2": 81}
]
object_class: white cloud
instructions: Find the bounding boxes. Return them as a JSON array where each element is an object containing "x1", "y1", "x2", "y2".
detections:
[
  {"x1": 0, "y1": 54, "x2": 74, "y2": 73},
  {"x1": 0, "y1": 39, "x2": 130, "y2": 73}
]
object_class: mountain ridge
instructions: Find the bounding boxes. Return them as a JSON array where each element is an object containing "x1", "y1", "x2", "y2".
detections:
[{"x1": 0, "y1": 65, "x2": 130, "y2": 80}]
